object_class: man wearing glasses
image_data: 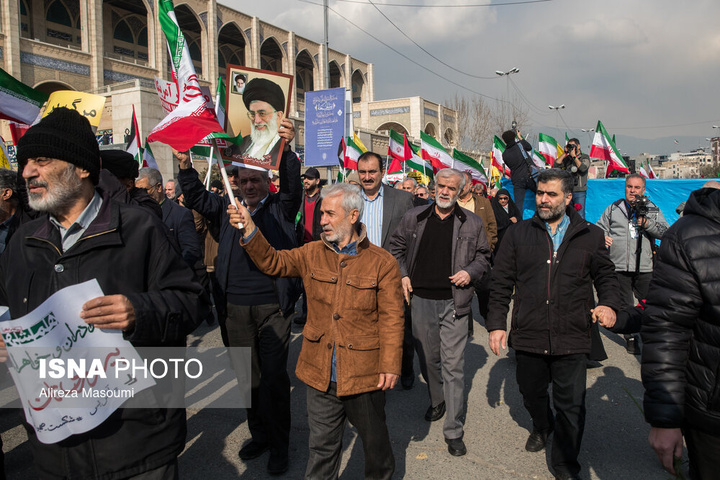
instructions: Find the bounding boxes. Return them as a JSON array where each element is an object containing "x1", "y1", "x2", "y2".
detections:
[{"x1": 225, "y1": 78, "x2": 287, "y2": 164}]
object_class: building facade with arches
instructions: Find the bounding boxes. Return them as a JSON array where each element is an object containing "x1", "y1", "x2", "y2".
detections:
[{"x1": 0, "y1": 0, "x2": 457, "y2": 178}]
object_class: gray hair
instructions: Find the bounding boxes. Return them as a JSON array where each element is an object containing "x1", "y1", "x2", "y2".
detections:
[
  {"x1": 137, "y1": 167, "x2": 163, "y2": 187},
  {"x1": 321, "y1": 182, "x2": 364, "y2": 220},
  {"x1": 0, "y1": 169, "x2": 18, "y2": 197},
  {"x1": 403, "y1": 177, "x2": 418, "y2": 188},
  {"x1": 435, "y1": 168, "x2": 466, "y2": 192},
  {"x1": 625, "y1": 173, "x2": 646, "y2": 187}
]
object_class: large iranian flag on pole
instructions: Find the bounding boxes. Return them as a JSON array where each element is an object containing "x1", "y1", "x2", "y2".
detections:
[
  {"x1": 148, "y1": 0, "x2": 224, "y2": 150},
  {"x1": 388, "y1": 129, "x2": 412, "y2": 161},
  {"x1": 538, "y1": 133, "x2": 560, "y2": 166},
  {"x1": 590, "y1": 120, "x2": 629, "y2": 174},
  {"x1": 0, "y1": 68, "x2": 48, "y2": 124},
  {"x1": 420, "y1": 131, "x2": 452, "y2": 172},
  {"x1": 492, "y1": 135, "x2": 510, "y2": 176},
  {"x1": 452, "y1": 149, "x2": 488, "y2": 187}
]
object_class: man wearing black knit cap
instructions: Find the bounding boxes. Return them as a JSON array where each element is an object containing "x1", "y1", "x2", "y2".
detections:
[
  {"x1": 225, "y1": 77, "x2": 286, "y2": 163},
  {"x1": 0, "y1": 107, "x2": 208, "y2": 479}
]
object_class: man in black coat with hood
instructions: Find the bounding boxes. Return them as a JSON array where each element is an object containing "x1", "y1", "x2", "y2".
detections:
[{"x1": 641, "y1": 186, "x2": 720, "y2": 479}]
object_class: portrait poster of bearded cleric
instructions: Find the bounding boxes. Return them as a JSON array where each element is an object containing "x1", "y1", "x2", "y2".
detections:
[{"x1": 222, "y1": 66, "x2": 293, "y2": 170}]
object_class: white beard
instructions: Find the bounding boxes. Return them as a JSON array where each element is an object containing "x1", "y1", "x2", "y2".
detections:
[
  {"x1": 27, "y1": 163, "x2": 84, "y2": 216},
  {"x1": 248, "y1": 115, "x2": 280, "y2": 158}
]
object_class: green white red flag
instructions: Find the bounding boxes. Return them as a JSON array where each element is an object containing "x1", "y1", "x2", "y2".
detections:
[
  {"x1": 452, "y1": 149, "x2": 488, "y2": 188},
  {"x1": 590, "y1": 120, "x2": 629, "y2": 174},
  {"x1": 344, "y1": 137, "x2": 363, "y2": 171},
  {"x1": 388, "y1": 129, "x2": 412, "y2": 161},
  {"x1": 126, "y1": 106, "x2": 142, "y2": 164},
  {"x1": 538, "y1": 133, "x2": 561, "y2": 166},
  {"x1": 420, "y1": 131, "x2": 452, "y2": 172},
  {"x1": 492, "y1": 135, "x2": 510, "y2": 177},
  {"x1": 0, "y1": 68, "x2": 48, "y2": 124},
  {"x1": 148, "y1": 0, "x2": 224, "y2": 151},
  {"x1": 407, "y1": 143, "x2": 433, "y2": 180},
  {"x1": 143, "y1": 140, "x2": 159, "y2": 169}
]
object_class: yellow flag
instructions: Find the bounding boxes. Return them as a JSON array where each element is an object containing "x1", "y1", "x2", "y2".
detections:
[
  {"x1": 0, "y1": 137, "x2": 10, "y2": 169},
  {"x1": 43, "y1": 91, "x2": 106, "y2": 127},
  {"x1": 352, "y1": 132, "x2": 368, "y2": 153}
]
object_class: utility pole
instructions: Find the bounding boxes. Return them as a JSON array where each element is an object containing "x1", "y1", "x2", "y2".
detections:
[{"x1": 323, "y1": 0, "x2": 330, "y2": 89}]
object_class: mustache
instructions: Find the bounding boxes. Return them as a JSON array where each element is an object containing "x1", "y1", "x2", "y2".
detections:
[{"x1": 26, "y1": 179, "x2": 48, "y2": 188}]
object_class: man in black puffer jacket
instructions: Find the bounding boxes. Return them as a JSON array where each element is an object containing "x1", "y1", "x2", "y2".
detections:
[{"x1": 642, "y1": 186, "x2": 720, "y2": 479}]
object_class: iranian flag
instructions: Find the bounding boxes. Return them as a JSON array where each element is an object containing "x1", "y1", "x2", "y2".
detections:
[
  {"x1": 590, "y1": 120, "x2": 629, "y2": 174},
  {"x1": 214, "y1": 76, "x2": 226, "y2": 129},
  {"x1": 647, "y1": 160, "x2": 657, "y2": 179},
  {"x1": 420, "y1": 131, "x2": 452, "y2": 172},
  {"x1": 538, "y1": 133, "x2": 561, "y2": 166},
  {"x1": 407, "y1": 143, "x2": 433, "y2": 180},
  {"x1": 0, "y1": 68, "x2": 48, "y2": 124},
  {"x1": 452, "y1": 149, "x2": 488, "y2": 188},
  {"x1": 336, "y1": 138, "x2": 349, "y2": 182},
  {"x1": 8, "y1": 122, "x2": 31, "y2": 144},
  {"x1": 638, "y1": 163, "x2": 649, "y2": 179},
  {"x1": 126, "y1": 106, "x2": 142, "y2": 164},
  {"x1": 148, "y1": 0, "x2": 224, "y2": 151},
  {"x1": 492, "y1": 135, "x2": 510, "y2": 177},
  {"x1": 344, "y1": 137, "x2": 363, "y2": 171},
  {"x1": 143, "y1": 140, "x2": 159, "y2": 169},
  {"x1": 388, "y1": 129, "x2": 412, "y2": 161},
  {"x1": 532, "y1": 149, "x2": 548, "y2": 170}
]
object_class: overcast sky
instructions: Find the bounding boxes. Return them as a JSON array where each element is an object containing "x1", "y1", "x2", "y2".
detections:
[{"x1": 225, "y1": 0, "x2": 720, "y2": 149}]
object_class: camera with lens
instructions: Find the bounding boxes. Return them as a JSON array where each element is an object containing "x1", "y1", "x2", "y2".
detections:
[
  {"x1": 565, "y1": 143, "x2": 576, "y2": 154},
  {"x1": 631, "y1": 194, "x2": 650, "y2": 217}
]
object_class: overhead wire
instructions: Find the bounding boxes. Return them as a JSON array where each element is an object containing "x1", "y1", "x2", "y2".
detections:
[
  {"x1": 365, "y1": 0, "x2": 497, "y2": 79},
  {"x1": 297, "y1": 0, "x2": 515, "y2": 105},
  {"x1": 335, "y1": 0, "x2": 552, "y2": 8}
]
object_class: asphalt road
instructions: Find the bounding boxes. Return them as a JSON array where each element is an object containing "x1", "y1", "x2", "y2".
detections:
[{"x1": 0, "y1": 300, "x2": 680, "y2": 480}]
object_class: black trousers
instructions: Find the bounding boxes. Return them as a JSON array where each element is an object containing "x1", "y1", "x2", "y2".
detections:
[
  {"x1": 305, "y1": 382, "x2": 394, "y2": 480},
  {"x1": 685, "y1": 427, "x2": 720, "y2": 480},
  {"x1": 515, "y1": 351, "x2": 587, "y2": 478},
  {"x1": 224, "y1": 302, "x2": 291, "y2": 458},
  {"x1": 512, "y1": 176, "x2": 536, "y2": 219},
  {"x1": 401, "y1": 301, "x2": 415, "y2": 378},
  {"x1": 617, "y1": 271, "x2": 652, "y2": 308}
]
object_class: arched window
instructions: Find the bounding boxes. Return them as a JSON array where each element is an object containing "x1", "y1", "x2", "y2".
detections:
[
  {"x1": 138, "y1": 27, "x2": 148, "y2": 47},
  {"x1": 113, "y1": 20, "x2": 134, "y2": 43},
  {"x1": 46, "y1": 0, "x2": 71, "y2": 27}
]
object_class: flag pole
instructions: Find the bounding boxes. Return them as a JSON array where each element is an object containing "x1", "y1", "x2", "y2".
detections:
[
  {"x1": 204, "y1": 145, "x2": 214, "y2": 190},
  {"x1": 211, "y1": 138, "x2": 240, "y2": 212}
]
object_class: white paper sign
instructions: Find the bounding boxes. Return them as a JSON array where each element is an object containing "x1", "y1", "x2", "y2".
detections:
[{"x1": 0, "y1": 280, "x2": 154, "y2": 444}]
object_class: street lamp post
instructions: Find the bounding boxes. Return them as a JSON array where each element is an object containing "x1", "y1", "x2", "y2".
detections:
[
  {"x1": 548, "y1": 105, "x2": 565, "y2": 140},
  {"x1": 581, "y1": 128, "x2": 595, "y2": 151},
  {"x1": 495, "y1": 67, "x2": 520, "y2": 130}
]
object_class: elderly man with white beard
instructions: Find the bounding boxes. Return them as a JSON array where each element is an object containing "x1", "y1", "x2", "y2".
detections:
[
  {"x1": 225, "y1": 78, "x2": 287, "y2": 165},
  {"x1": 389, "y1": 168, "x2": 491, "y2": 457}
]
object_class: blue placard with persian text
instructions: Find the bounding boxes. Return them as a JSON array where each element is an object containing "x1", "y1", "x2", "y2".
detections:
[{"x1": 304, "y1": 88, "x2": 346, "y2": 167}]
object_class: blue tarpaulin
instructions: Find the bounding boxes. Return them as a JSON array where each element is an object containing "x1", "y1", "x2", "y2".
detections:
[{"x1": 503, "y1": 178, "x2": 710, "y2": 226}]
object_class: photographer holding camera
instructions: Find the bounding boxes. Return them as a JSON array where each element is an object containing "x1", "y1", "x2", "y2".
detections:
[
  {"x1": 554, "y1": 138, "x2": 590, "y2": 218},
  {"x1": 597, "y1": 174, "x2": 668, "y2": 354}
]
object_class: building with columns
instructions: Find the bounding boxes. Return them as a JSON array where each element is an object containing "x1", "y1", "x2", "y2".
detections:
[{"x1": 0, "y1": 0, "x2": 458, "y2": 180}]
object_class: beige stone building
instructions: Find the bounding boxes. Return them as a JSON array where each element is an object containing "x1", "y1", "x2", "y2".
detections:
[{"x1": 0, "y1": 0, "x2": 457, "y2": 179}]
